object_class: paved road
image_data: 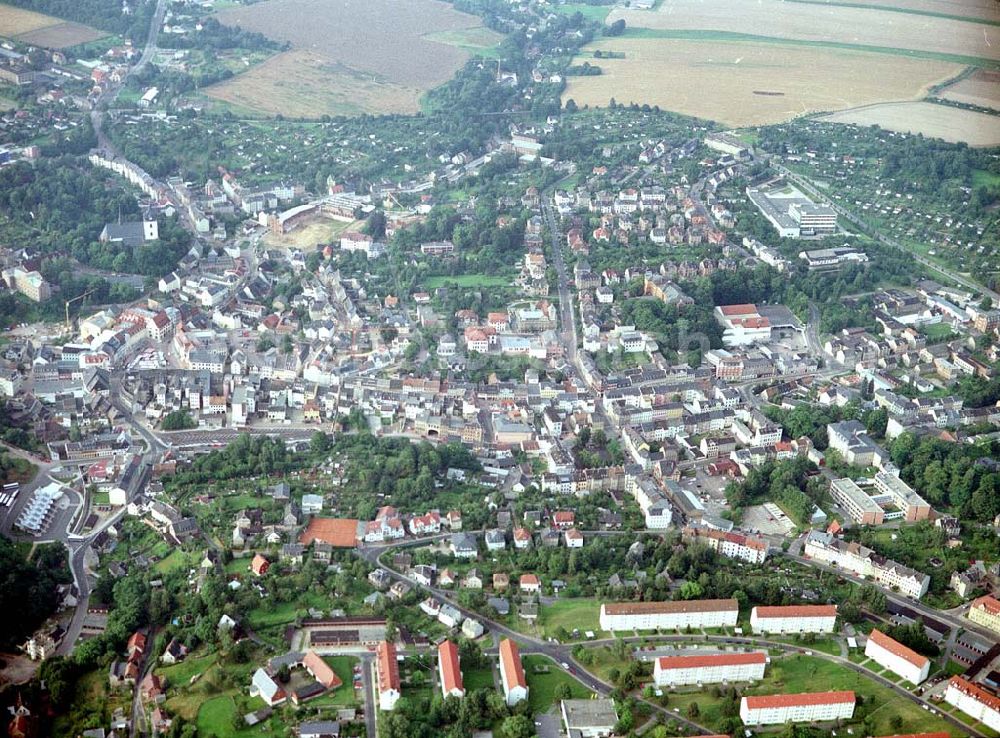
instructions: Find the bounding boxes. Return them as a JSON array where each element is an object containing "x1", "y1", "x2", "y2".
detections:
[{"x1": 360, "y1": 653, "x2": 376, "y2": 738}]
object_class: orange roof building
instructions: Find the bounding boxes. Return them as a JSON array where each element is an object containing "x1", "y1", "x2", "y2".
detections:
[
  {"x1": 438, "y1": 640, "x2": 465, "y2": 698},
  {"x1": 750, "y1": 604, "x2": 837, "y2": 635},
  {"x1": 653, "y1": 651, "x2": 766, "y2": 686},
  {"x1": 303, "y1": 650, "x2": 342, "y2": 690},
  {"x1": 864, "y1": 630, "x2": 930, "y2": 685},
  {"x1": 740, "y1": 691, "x2": 855, "y2": 725},
  {"x1": 498, "y1": 639, "x2": 527, "y2": 706},
  {"x1": 250, "y1": 553, "x2": 270, "y2": 576},
  {"x1": 944, "y1": 676, "x2": 1000, "y2": 731},
  {"x1": 600, "y1": 598, "x2": 739, "y2": 631},
  {"x1": 376, "y1": 641, "x2": 401, "y2": 711}
]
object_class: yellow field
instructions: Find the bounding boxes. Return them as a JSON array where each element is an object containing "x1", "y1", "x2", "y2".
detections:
[
  {"x1": 803, "y1": 0, "x2": 1000, "y2": 22},
  {"x1": 563, "y1": 38, "x2": 960, "y2": 126},
  {"x1": 938, "y1": 69, "x2": 1000, "y2": 110},
  {"x1": 204, "y1": 51, "x2": 424, "y2": 117},
  {"x1": 609, "y1": 0, "x2": 1000, "y2": 61},
  {"x1": 0, "y1": 5, "x2": 105, "y2": 48},
  {"x1": 818, "y1": 101, "x2": 1000, "y2": 146}
]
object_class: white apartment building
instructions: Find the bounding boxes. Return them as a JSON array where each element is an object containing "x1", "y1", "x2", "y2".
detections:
[
  {"x1": 599, "y1": 599, "x2": 739, "y2": 632},
  {"x1": 872, "y1": 471, "x2": 931, "y2": 521},
  {"x1": 750, "y1": 605, "x2": 837, "y2": 635},
  {"x1": 653, "y1": 651, "x2": 766, "y2": 686},
  {"x1": 945, "y1": 677, "x2": 1000, "y2": 732},
  {"x1": 376, "y1": 640, "x2": 400, "y2": 711},
  {"x1": 864, "y1": 630, "x2": 929, "y2": 685},
  {"x1": 499, "y1": 639, "x2": 528, "y2": 706},
  {"x1": 803, "y1": 530, "x2": 930, "y2": 599},
  {"x1": 829, "y1": 478, "x2": 884, "y2": 525},
  {"x1": 740, "y1": 691, "x2": 855, "y2": 725}
]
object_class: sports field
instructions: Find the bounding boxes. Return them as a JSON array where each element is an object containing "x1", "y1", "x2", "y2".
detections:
[
  {"x1": 608, "y1": 0, "x2": 1000, "y2": 63},
  {"x1": 818, "y1": 101, "x2": 1000, "y2": 146},
  {"x1": 564, "y1": 38, "x2": 959, "y2": 126},
  {"x1": 211, "y1": 0, "x2": 500, "y2": 116},
  {"x1": 0, "y1": 5, "x2": 105, "y2": 48}
]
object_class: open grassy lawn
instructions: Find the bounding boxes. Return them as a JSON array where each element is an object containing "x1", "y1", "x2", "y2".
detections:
[
  {"x1": 553, "y1": 3, "x2": 614, "y2": 22},
  {"x1": 197, "y1": 695, "x2": 239, "y2": 737},
  {"x1": 580, "y1": 645, "x2": 632, "y2": 683},
  {"x1": 159, "y1": 651, "x2": 218, "y2": 685},
  {"x1": 464, "y1": 665, "x2": 496, "y2": 692},
  {"x1": 540, "y1": 598, "x2": 602, "y2": 640},
  {"x1": 423, "y1": 274, "x2": 511, "y2": 289},
  {"x1": 248, "y1": 594, "x2": 331, "y2": 628},
  {"x1": 522, "y1": 655, "x2": 593, "y2": 714},
  {"x1": 154, "y1": 548, "x2": 197, "y2": 575},
  {"x1": 919, "y1": 321, "x2": 959, "y2": 341},
  {"x1": 318, "y1": 655, "x2": 360, "y2": 706},
  {"x1": 973, "y1": 169, "x2": 1000, "y2": 188}
]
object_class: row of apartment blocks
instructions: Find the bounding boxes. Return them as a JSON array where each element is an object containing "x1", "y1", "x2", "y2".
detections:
[
  {"x1": 803, "y1": 529, "x2": 930, "y2": 599},
  {"x1": 599, "y1": 599, "x2": 838, "y2": 635}
]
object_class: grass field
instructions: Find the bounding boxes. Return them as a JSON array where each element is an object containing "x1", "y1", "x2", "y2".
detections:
[
  {"x1": 607, "y1": 0, "x2": 1000, "y2": 63},
  {"x1": 464, "y1": 665, "x2": 496, "y2": 692},
  {"x1": 553, "y1": 3, "x2": 616, "y2": 22},
  {"x1": 818, "y1": 101, "x2": 1000, "y2": 146},
  {"x1": 974, "y1": 169, "x2": 1000, "y2": 188},
  {"x1": 154, "y1": 548, "x2": 197, "y2": 574},
  {"x1": 564, "y1": 37, "x2": 959, "y2": 126},
  {"x1": 539, "y1": 599, "x2": 602, "y2": 640},
  {"x1": 423, "y1": 274, "x2": 512, "y2": 289},
  {"x1": 919, "y1": 321, "x2": 959, "y2": 340},
  {"x1": 522, "y1": 655, "x2": 593, "y2": 713},
  {"x1": 0, "y1": 5, "x2": 105, "y2": 48},
  {"x1": 212, "y1": 0, "x2": 497, "y2": 116}
]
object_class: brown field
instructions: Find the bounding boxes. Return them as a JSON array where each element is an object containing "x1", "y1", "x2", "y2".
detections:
[
  {"x1": 938, "y1": 69, "x2": 1000, "y2": 110},
  {"x1": 0, "y1": 5, "x2": 105, "y2": 48},
  {"x1": 563, "y1": 38, "x2": 960, "y2": 126},
  {"x1": 262, "y1": 216, "x2": 361, "y2": 250},
  {"x1": 609, "y1": 0, "x2": 1000, "y2": 61},
  {"x1": 211, "y1": 0, "x2": 497, "y2": 115},
  {"x1": 204, "y1": 50, "x2": 424, "y2": 116},
  {"x1": 803, "y1": 0, "x2": 1000, "y2": 22},
  {"x1": 818, "y1": 101, "x2": 1000, "y2": 146}
]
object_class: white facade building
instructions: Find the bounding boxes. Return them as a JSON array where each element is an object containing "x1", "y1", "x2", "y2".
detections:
[
  {"x1": 740, "y1": 691, "x2": 855, "y2": 725},
  {"x1": 599, "y1": 599, "x2": 739, "y2": 632},
  {"x1": 945, "y1": 677, "x2": 1000, "y2": 732},
  {"x1": 864, "y1": 630, "x2": 930, "y2": 685},
  {"x1": 653, "y1": 651, "x2": 766, "y2": 686},
  {"x1": 750, "y1": 605, "x2": 837, "y2": 635}
]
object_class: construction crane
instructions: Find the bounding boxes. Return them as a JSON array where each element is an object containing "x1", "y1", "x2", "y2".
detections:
[{"x1": 65, "y1": 287, "x2": 98, "y2": 332}]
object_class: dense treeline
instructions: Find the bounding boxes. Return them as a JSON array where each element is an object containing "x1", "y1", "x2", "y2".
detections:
[
  {"x1": 0, "y1": 536, "x2": 71, "y2": 649},
  {"x1": 725, "y1": 457, "x2": 824, "y2": 526},
  {"x1": 889, "y1": 432, "x2": 1000, "y2": 522}
]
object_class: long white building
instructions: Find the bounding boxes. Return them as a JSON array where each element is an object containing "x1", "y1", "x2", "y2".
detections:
[
  {"x1": 740, "y1": 691, "x2": 855, "y2": 725},
  {"x1": 499, "y1": 638, "x2": 528, "y2": 706},
  {"x1": 599, "y1": 599, "x2": 739, "y2": 632},
  {"x1": 750, "y1": 605, "x2": 837, "y2": 635},
  {"x1": 864, "y1": 629, "x2": 929, "y2": 685},
  {"x1": 945, "y1": 677, "x2": 1000, "y2": 732},
  {"x1": 653, "y1": 651, "x2": 766, "y2": 686},
  {"x1": 803, "y1": 530, "x2": 930, "y2": 599}
]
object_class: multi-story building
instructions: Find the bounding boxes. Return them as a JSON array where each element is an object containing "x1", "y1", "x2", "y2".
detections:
[
  {"x1": 803, "y1": 530, "x2": 930, "y2": 599},
  {"x1": 827, "y1": 420, "x2": 886, "y2": 467},
  {"x1": 944, "y1": 677, "x2": 1000, "y2": 731},
  {"x1": 438, "y1": 640, "x2": 464, "y2": 699},
  {"x1": 599, "y1": 599, "x2": 739, "y2": 632},
  {"x1": 750, "y1": 605, "x2": 837, "y2": 635},
  {"x1": 739, "y1": 691, "x2": 855, "y2": 725},
  {"x1": 872, "y1": 471, "x2": 931, "y2": 521},
  {"x1": 682, "y1": 525, "x2": 768, "y2": 564},
  {"x1": 864, "y1": 630, "x2": 929, "y2": 685},
  {"x1": 652, "y1": 651, "x2": 766, "y2": 686},
  {"x1": 968, "y1": 595, "x2": 1000, "y2": 635},
  {"x1": 376, "y1": 640, "x2": 400, "y2": 710},
  {"x1": 2, "y1": 267, "x2": 52, "y2": 302},
  {"x1": 499, "y1": 638, "x2": 528, "y2": 706},
  {"x1": 829, "y1": 478, "x2": 884, "y2": 525}
]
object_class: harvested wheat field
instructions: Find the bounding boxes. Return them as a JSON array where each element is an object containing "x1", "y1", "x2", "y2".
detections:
[
  {"x1": 938, "y1": 69, "x2": 1000, "y2": 110},
  {"x1": 213, "y1": 0, "x2": 499, "y2": 115},
  {"x1": 609, "y1": 0, "x2": 1000, "y2": 62},
  {"x1": 205, "y1": 50, "x2": 425, "y2": 117},
  {"x1": 563, "y1": 38, "x2": 960, "y2": 126},
  {"x1": 796, "y1": 0, "x2": 1000, "y2": 22},
  {"x1": 0, "y1": 5, "x2": 105, "y2": 47},
  {"x1": 818, "y1": 101, "x2": 1000, "y2": 146}
]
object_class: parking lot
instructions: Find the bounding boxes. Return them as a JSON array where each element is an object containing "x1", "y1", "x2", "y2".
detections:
[{"x1": 741, "y1": 503, "x2": 797, "y2": 537}]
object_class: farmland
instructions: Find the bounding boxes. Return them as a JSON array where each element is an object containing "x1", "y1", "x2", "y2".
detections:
[
  {"x1": 608, "y1": 0, "x2": 1000, "y2": 63},
  {"x1": 818, "y1": 101, "x2": 1000, "y2": 146},
  {"x1": 210, "y1": 0, "x2": 500, "y2": 116},
  {"x1": 563, "y1": 38, "x2": 959, "y2": 126},
  {"x1": 0, "y1": 5, "x2": 105, "y2": 48},
  {"x1": 938, "y1": 68, "x2": 1000, "y2": 110}
]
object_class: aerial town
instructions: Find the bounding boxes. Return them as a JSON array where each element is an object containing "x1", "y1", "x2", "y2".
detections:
[{"x1": 0, "y1": 0, "x2": 999, "y2": 737}]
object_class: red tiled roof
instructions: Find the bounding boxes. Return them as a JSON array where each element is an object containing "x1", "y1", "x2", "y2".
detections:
[
  {"x1": 657, "y1": 652, "x2": 765, "y2": 671},
  {"x1": 743, "y1": 691, "x2": 855, "y2": 710},
  {"x1": 972, "y1": 594, "x2": 1000, "y2": 616},
  {"x1": 499, "y1": 639, "x2": 526, "y2": 690},
  {"x1": 753, "y1": 605, "x2": 837, "y2": 619},
  {"x1": 868, "y1": 629, "x2": 929, "y2": 668},
  {"x1": 603, "y1": 598, "x2": 738, "y2": 616},
  {"x1": 303, "y1": 650, "x2": 342, "y2": 689},
  {"x1": 719, "y1": 304, "x2": 758, "y2": 316},
  {"x1": 948, "y1": 676, "x2": 1000, "y2": 711},
  {"x1": 377, "y1": 641, "x2": 400, "y2": 693},
  {"x1": 299, "y1": 518, "x2": 359, "y2": 548},
  {"x1": 872, "y1": 734, "x2": 950, "y2": 738},
  {"x1": 438, "y1": 640, "x2": 464, "y2": 695}
]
